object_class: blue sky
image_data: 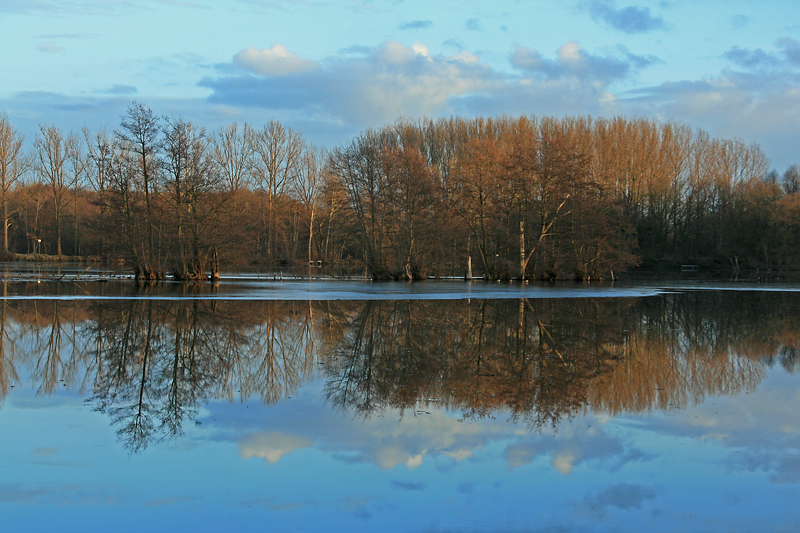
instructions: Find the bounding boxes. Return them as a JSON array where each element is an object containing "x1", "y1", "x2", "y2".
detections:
[{"x1": 1, "y1": 0, "x2": 798, "y2": 169}]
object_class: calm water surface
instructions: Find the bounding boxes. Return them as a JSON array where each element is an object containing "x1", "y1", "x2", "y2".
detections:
[{"x1": 1, "y1": 277, "x2": 799, "y2": 532}]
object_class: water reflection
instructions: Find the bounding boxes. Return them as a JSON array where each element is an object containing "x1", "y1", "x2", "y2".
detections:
[
  {"x1": 326, "y1": 293, "x2": 794, "y2": 428},
  {"x1": 1, "y1": 288, "x2": 798, "y2": 451}
]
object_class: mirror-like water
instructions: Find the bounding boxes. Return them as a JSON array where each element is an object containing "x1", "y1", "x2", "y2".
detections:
[{"x1": 1, "y1": 279, "x2": 799, "y2": 531}]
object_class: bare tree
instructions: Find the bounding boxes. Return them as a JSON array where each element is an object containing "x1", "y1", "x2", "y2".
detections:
[
  {"x1": 162, "y1": 117, "x2": 225, "y2": 280},
  {"x1": 84, "y1": 127, "x2": 117, "y2": 255},
  {"x1": 117, "y1": 102, "x2": 161, "y2": 272},
  {"x1": 66, "y1": 134, "x2": 88, "y2": 255},
  {"x1": 452, "y1": 137, "x2": 507, "y2": 279},
  {"x1": 381, "y1": 144, "x2": 441, "y2": 279},
  {"x1": 84, "y1": 127, "x2": 115, "y2": 213},
  {"x1": 294, "y1": 146, "x2": 326, "y2": 264},
  {"x1": 0, "y1": 112, "x2": 28, "y2": 254},
  {"x1": 330, "y1": 129, "x2": 388, "y2": 277},
  {"x1": 783, "y1": 164, "x2": 800, "y2": 195},
  {"x1": 34, "y1": 125, "x2": 72, "y2": 256},
  {"x1": 212, "y1": 122, "x2": 253, "y2": 193},
  {"x1": 248, "y1": 121, "x2": 305, "y2": 261}
]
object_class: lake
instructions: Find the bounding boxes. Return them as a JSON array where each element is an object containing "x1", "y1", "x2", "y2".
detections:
[{"x1": 1, "y1": 276, "x2": 799, "y2": 532}]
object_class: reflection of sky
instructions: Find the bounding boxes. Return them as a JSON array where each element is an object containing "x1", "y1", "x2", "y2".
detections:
[{"x1": 2, "y1": 365, "x2": 800, "y2": 532}]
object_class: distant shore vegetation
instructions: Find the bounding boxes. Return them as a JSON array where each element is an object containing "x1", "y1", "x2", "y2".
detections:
[{"x1": 0, "y1": 104, "x2": 798, "y2": 281}]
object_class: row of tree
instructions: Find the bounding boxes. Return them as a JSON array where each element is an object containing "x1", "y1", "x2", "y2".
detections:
[{"x1": 1, "y1": 106, "x2": 799, "y2": 280}]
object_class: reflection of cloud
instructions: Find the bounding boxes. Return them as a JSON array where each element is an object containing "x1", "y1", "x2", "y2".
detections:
[
  {"x1": 391, "y1": 480, "x2": 426, "y2": 491},
  {"x1": 406, "y1": 454, "x2": 423, "y2": 469},
  {"x1": 0, "y1": 483, "x2": 124, "y2": 505},
  {"x1": 770, "y1": 454, "x2": 800, "y2": 484},
  {"x1": 636, "y1": 371, "x2": 800, "y2": 485},
  {"x1": 32, "y1": 447, "x2": 57, "y2": 457},
  {"x1": 270, "y1": 502, "x2": 303, "y2": 511},
  {"x1": 376, "y1": 447, "x2": 410, "y2": 470},
  {"x1": 145, "y1": 496, "x2": 191, "y2": 506},
  {"x1": 208, "y1": 388, "x2": 657, "y2": 480},
  {"x1": 552, "y1": 453, "x2": 576, "y2": 475},
  {"x1": 575, "y1": 483, "x2": 656, "y2": 520},
  {"x1": 239, "y1": 432, "x2": 312, "y2": 463},
  {"x1": 504, "y1": 443, "x2": 538, "y2": 469},
  {"x1": 375, "y1": 447, "x2": 424, "y2": 470},
  {"x1": 208, "y1": 393, "x2": 509, "y2": 472},
  {"x1": 732, "y1": 432, "x2": 800, "y2": 485},
  {"x1": 340, "y1": 495, "x2": 373, "y2": 519},
  {"x1": 502, "y1": 422, "x2": 650, "y2": 475},
  {"x1": 442, "y1": 448, "x2": 472, "y2": 462},
  {"x1": 237, "y1": 497, "x2": 319, "y2": 511}
]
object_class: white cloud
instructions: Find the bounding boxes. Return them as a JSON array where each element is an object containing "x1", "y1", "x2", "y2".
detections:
[
  {"x1": 510, "y1": 41, "x2": 652, "y2": 83},
  {"x1": 211, "y1": 104, "x2": 242, "y2": 117},
  {"x1": 198, "y1": 39, "x2": 667, "y2": 141},
  {"x1": 448, "y1": 51, "x2": 479, "y2": 64},
  {"x1": 622, "y1": 44, "x2": 800, "y2": 169},
  {"x1": 203, "y1": 40, "x2": 499, "y2": 126},
  {"x1": 379, "y1": 41, "x2": 429, "y2": 65},
  {"x1": 558, "y1": 41, "x2": 582, "y2": 63},
  {"x1": 234, "y1": 45, "x2": 318, "y2": 76},
  {"x1": 205, "y1": 39, "x2": 655, "y2": 129},
  {"x1": 6, "y1": 27, "x2": 799, "y2": 170}
]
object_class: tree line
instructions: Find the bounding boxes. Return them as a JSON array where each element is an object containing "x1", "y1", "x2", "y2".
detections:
[{"x1": 1, "y1": 105, "x2": 798, "y2": 280}]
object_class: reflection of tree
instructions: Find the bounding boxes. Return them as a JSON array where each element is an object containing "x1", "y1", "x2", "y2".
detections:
[
  {"x1": 0, "y1": 284, "x2": 17, "y2": 403},
  {"x1": 325, "y1": 292, "x2": 795, "y2": 428},
  {"x1": 325, "y1": 298, "x2": 628, "y2": 429},
  {"x1": 85, "y1": 299, "x2": 341, "y2": 451},
  {"x1": 92, "y1": 299, "x2": 163, "y2": 452},
  {"x1": 588, "y1": 292, "x2": 773, "y2": 414},
  {"x1": 1, "y1": 288, "x2": 800, "y2": 449},
  {"x1": 1, "y1": 295, "x2": 341, "y2": 451},
  {"x1": 30, "y1": 301, "x2": 71, "y2": 395}
]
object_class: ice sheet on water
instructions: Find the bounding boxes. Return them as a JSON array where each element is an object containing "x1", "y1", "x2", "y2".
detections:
[
  {"x1": 0, "y1": 278, "x2": 666, "y2": 300},
  {"x1": 2, "y1": 269, "x2": 799, "y2": 301}
]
